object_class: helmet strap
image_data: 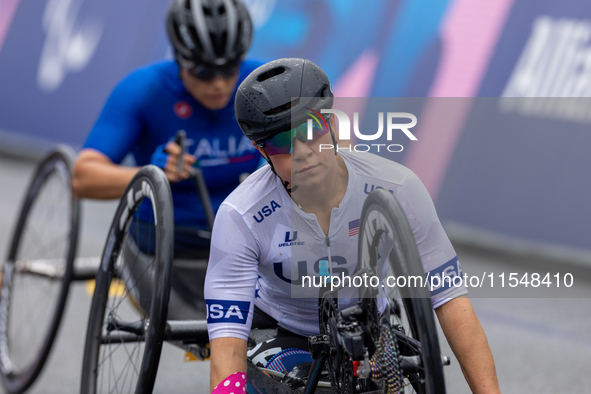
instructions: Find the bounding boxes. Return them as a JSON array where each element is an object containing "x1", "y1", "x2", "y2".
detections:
[
  {"x1": 328, "y1": 122, "x2": 337, "y2": 155},
  {"x1": 259, "y1": 145, "x2": 298, "y2": 194}
]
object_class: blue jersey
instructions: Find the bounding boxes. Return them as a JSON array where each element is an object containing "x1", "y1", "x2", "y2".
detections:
[{"x1": 83, "y1": 59, "x2": 263, "y2": 229}]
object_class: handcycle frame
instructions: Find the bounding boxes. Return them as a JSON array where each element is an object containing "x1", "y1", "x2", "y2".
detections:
[
  {"x1": 0, "y1": 131, "x2": 216, "y2": 394},
  {"x1": 86, "y1": 181, "x2": 448, "y2": 393},
  {"x1": 0, "y1": 146, "x2": 96, "y2": 394},
  {"x1": 2, "y1": 142, "x2": 448, "y2": 393},
  {"x1": 78, "y1": 130, "x2": 222, "y2": 393}
]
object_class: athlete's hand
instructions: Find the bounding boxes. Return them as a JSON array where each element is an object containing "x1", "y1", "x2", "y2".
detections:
[
  {"x1": 149, "y1": 141, "x2": 196, "y2": 183},
  {"x1": 162, "y1": 141, "x2": 196, "y2": 183},
  {"x1": 152, "y1": 142, "x2": 196, "y2": 183}
]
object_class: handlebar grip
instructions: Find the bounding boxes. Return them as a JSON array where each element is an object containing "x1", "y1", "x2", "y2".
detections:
[
  {"x1": 175, "y1": 129, "x2": 215, "y2": 232},
  {"x1": 174, "y1": 130, "x2": 187, "y2": 173}
]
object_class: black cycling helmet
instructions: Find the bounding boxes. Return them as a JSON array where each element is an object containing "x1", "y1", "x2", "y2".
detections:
[
  {"x1": 166, "y1": 0, "x2": 253, "y2": 72},
  {"x1": 235, "y1": 58, "x2": 334, "y2": 143}
]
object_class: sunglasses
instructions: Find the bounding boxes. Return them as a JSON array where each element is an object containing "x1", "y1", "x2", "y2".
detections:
[
  {"x1": 188, "y1": 63, "x2": 241, "y2": 81},
  {"x1": 260, "y1": 115, "x2": 332, "y2": 156}
]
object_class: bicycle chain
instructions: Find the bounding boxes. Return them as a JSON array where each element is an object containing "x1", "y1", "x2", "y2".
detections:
[{"x1": 368, "y1": 323, "x2": 404, "y2": 394}]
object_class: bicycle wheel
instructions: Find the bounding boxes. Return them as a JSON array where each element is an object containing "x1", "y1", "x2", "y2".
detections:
[
  {"x1": 0, "y1": 147, "x2": 79, "y2": 394},
  {"x1": 357, "y1": 188, "x2": 445, "y2": 394},
  {"x1": 80, "y1": 165, "x2": 174, "y2": 394}
]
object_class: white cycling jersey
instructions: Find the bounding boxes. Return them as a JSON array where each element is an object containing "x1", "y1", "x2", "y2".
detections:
[{"x1": 205, "y1": 151, "x2": 467, "y2": 341}]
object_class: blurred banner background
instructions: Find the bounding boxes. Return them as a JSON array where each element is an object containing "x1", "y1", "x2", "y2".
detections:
[{"x1": 1, "y1": 0, "x2": 590, "y2": 264}]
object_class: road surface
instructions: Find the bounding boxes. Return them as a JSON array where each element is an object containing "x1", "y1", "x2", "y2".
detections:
[{"x1": 0, "y1": 154, "x2": 589, "y2": 393}]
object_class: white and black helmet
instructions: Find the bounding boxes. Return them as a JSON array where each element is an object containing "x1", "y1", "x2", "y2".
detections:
[
  {"x1": 235, "y1": 58, "x2": 334, "y2": 143},
  {"x1": 166, "y1": 0, "x2": 253, "y2": 73}
]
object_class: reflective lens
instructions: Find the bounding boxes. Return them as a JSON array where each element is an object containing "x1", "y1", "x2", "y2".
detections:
[
  {"x1": 188, "y1": 63, "x2": 240, "y2": 81},
  {"x1": 263, "y1": 116, "x2": 331, "y2": 156}
]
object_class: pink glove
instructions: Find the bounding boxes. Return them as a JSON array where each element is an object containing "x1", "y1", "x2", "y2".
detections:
[{"x1": 212, "y1": 372, "x2": 247, "y2": 393}]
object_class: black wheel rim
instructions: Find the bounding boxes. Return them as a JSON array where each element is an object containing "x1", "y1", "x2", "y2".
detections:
[
  {"x1": 0, "y1": 147, "x2": 79, "y2": 394},
  {"x1": 357, "y1": 189, "x2": 446, "y2": 394},
  {"x1": 80, "y1": 165, "x2": 173, "y2": 394}
]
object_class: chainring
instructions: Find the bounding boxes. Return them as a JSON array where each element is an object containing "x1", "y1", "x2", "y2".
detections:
[{"x1": 319, "y1": 293, "x2": 355, "y2": 394}]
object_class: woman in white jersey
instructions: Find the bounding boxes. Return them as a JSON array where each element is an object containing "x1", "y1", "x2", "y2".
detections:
[{"x1": 205, "y1": 58, "x2": 501, "y2": 394}]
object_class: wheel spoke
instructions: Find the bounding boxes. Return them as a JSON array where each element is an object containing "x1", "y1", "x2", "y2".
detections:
[
  {"x1": 352, "y1": 189, "x2": 447, "y2": 393},
  {"x1": 81, "y1": 166, "x2": 173, "y2": 394},
  {"x1": 0, "y1": 150, "x2": 78, "y2": 393}
]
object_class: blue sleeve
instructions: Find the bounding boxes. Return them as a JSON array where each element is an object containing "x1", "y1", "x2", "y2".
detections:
[{"x1": 83, "y1": 68, "x2": 156, "y2": 163}]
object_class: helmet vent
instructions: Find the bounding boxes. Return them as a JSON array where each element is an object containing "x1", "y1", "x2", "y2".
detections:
[
  {"x1": 257, "y1": 67, "x2": 285, "y2": 82},
  {"x1": 239, "y1": 121, "x2": 251, "y2": 131},
  {"x1": 263, "y1": 98, "x2": 299, "y2": 115},
  {"x1": 210, "y1": 31, "x2": 228, "y2": 57}
]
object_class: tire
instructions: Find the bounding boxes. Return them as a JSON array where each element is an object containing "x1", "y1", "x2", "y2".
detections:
[
  {"x1": 0, "y1": 147, "x2": 80, "y2": 394},
  {"x1": 357, "y1": 189, "x2": 446, "y2": 394},
  {"x1": 80, "y1": 165, "x2": 174, "y2": 394}
]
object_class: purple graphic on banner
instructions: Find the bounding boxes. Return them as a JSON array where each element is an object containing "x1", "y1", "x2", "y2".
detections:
[
  {"x1": 0, "y1": 0, "x2": 21, "y2": 54},
  {"x1": 2, "y1": 0, "x2": 591, "y2": 258}
]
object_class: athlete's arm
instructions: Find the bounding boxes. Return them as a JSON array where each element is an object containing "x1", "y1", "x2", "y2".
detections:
[
  {"x1": 73, "y1": 143, "x2": 195, "y2": 199},
  {"x1": 205, "y1": 203, "x2": 260, "y2": 392},
  {"x1": 435, "y1": 296, "x2": 501, "y2": 394},
  {"x1": 396, "y1": 169, "x2": 499, "y2": 391},
  {"x1": 73, "y1": 66, "x2": 193, "y2": 199},
  {"x1": 72, "y1": 149, "x2": 139, "y2": 199},
  {"x1": 209, "y1": 337, "x2": 247, "y2": 392}
]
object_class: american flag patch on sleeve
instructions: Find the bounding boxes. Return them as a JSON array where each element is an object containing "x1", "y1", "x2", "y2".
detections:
[{"x1": 349, "y1": 219, "x2": 360, "y2": 237}]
